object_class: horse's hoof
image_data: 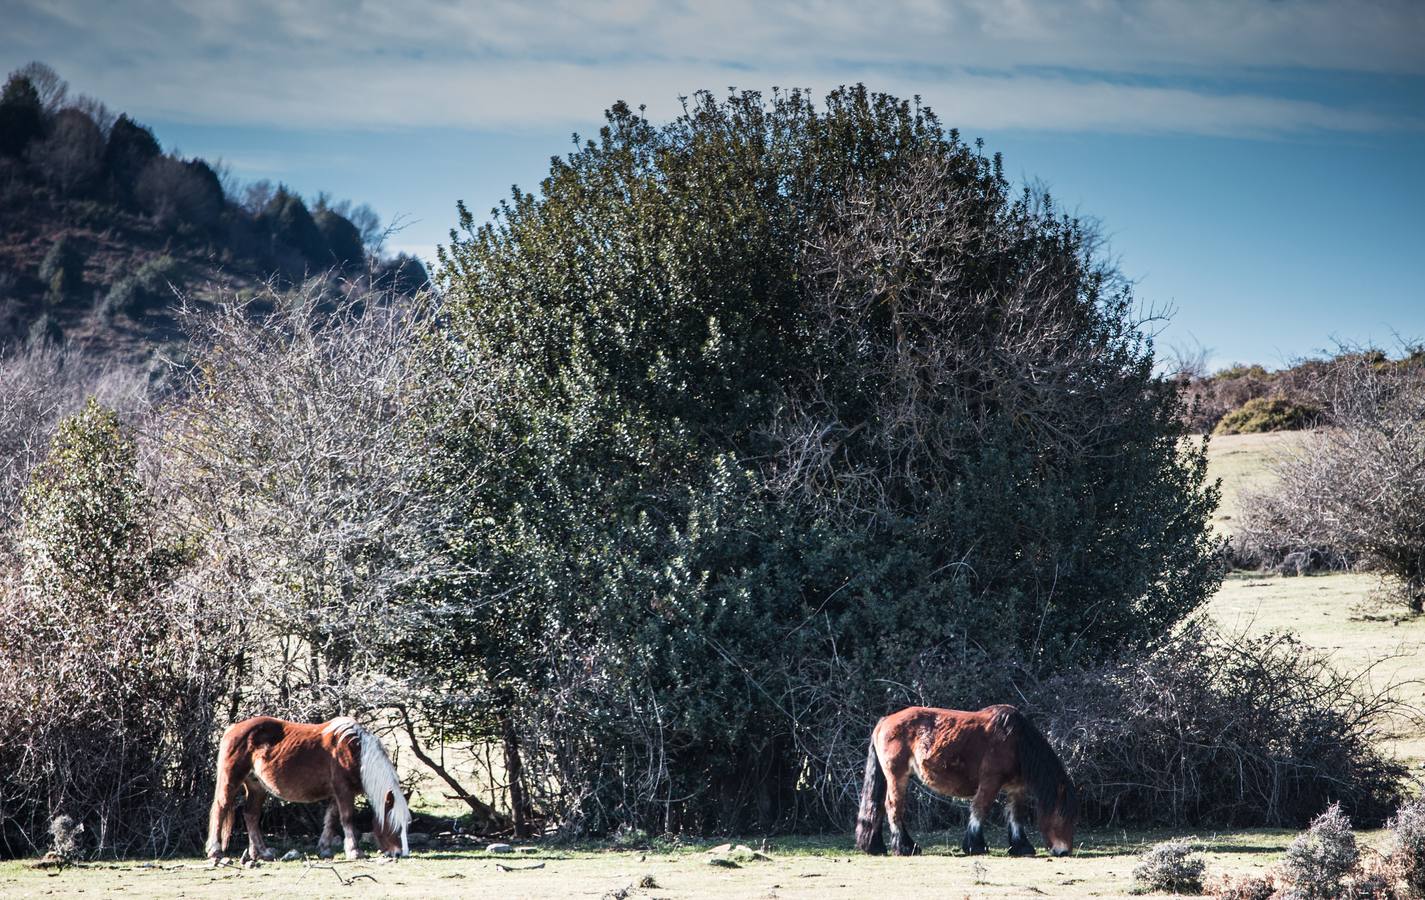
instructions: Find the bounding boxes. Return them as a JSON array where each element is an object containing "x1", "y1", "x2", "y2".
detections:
[
  {"x1": 346, "y1": 849, "x2": 364, "y2": 860},
  {"x1": 1008, "y1": 844, "x2": 1036, "y2": 857},
  {"x1": 259, "y1": 848, "x2": 276, "y2": 862},
  {"x1": 317, "y1": 847, "x2": 334, "y2": 860}
]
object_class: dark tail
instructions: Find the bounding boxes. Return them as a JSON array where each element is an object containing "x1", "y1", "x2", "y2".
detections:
[
  {"x1": 855, "y1": 730, "x2": 888, "y2": 854},
  {"x1": 1000, "y1": 707, "x2": 1078, "y2": 824}
]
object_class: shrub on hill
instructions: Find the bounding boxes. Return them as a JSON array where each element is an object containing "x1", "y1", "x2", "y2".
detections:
[
  {"x1": 313, "y1": 207, "x2": 365, "y2": 270},
  {"x1": 0, "y1": 73, "x2": 44, "y2": 158},
  {"x1": 373, "y1": 253, "x2": 428, "y2": 293},
  {"x1": 260, "y1": 187, "x2": 328, "y2": 272},
  {"x1": 37, "y1": 234, "x2": 83, "y2": 308},
  {"x1": 29, "y1": 107, "x2": 104, "y2": 196},
  {"x1": 135, "y1": 155, "x2": 223, "y2": 234},
  {"x1": 101, "y1": 255, "x2": 183, "y2": 319},
  {"x1": 103, "y1": 114, "x2": 162, "y2": 202},
  {"x1": 1214, "y1": 397, "x2": 1321, "y2": 435}
]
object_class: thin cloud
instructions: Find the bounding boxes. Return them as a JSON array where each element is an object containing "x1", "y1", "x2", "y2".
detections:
[{"x1": 2, "y1": 0, "x2": 1420, "y2": 135}]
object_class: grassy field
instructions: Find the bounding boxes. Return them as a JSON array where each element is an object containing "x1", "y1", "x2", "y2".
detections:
[
  {"x1": 4, "y1": 429, "x2": 1420, "y2": 898},
  {"x1": 1199, "y1": 430, "x2": 1306, "y2": 535},
  {"x1": 0, "y1": 829, "x2": 1369, "y2": 899}
]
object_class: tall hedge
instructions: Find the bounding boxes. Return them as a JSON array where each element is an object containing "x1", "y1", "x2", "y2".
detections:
[{"x1": 428, "y1": 86, "x2": 1222, "y2": 833}]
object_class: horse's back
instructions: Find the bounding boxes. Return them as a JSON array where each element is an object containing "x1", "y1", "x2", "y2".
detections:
[
  {"x1": 219, "y1": 715, "x2": 294, "y2": 753},
  {"x1": 875, "y1": 704, "x2": 1017, "y2": 736},
  {"x1": 872, "y1": 705, "x2": 1025, "y2": 795}
]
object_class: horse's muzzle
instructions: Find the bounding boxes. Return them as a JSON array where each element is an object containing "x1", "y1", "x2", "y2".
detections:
[{"x1": 1050, "y1": 847, "x2": 1072, "y2": 858}]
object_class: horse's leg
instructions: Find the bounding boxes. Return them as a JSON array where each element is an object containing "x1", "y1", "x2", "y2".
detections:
[
  {"x1": 885, "y1": 768, "x2": 920, "y2": 856},
  {"x1": 1006, "y1": 788, "x2": 1036, "y2": 856},
  {"x1": 317, "y1": 803, "x2": 340, "y2": 859},
  {"x1": 206, "y1": 751, "x2": 250, "y2": 861},
  {"x1": 961, "y1": 779, "x2": 997, "y2": 856},
  {"x1": 334, "y1": 784, "x2": 363, "y2": 860},
  {"x1": 241, "y1": 781, "x2": 276, "y2": 861}
]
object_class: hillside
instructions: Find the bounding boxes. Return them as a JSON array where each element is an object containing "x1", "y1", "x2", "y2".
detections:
[{"x1": 0, "y1": 62, "x2": 427, "y2": 368}]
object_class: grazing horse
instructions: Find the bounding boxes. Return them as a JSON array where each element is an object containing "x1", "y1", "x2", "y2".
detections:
[
  {"x1": 855, "y1": 704, "x2": 1077, "y2": 858},
  {"x1": 206, "y1": 716, "x2": 411, "y2": 862}
]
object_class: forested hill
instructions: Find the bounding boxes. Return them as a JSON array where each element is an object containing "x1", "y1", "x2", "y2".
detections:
[{"x1": 0, "y1": 62, "x2": 428, "y2": 368}]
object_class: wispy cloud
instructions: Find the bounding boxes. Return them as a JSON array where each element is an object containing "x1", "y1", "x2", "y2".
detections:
[{"x1": 2, "y1": 0, "x2": 1421, "y2": 135}]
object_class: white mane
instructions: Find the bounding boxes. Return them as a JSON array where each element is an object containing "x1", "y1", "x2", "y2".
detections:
[{"x1": 324, "y1": 717, "x2": 411, "y2": 855}]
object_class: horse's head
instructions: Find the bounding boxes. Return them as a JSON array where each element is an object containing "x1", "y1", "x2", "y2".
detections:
[
  {"x1": 1040, "y1": 782, "x2": 1078, "y2": 857},
  {"x1": 371, "y1": 789, "x2": 412, "y2": 857}
]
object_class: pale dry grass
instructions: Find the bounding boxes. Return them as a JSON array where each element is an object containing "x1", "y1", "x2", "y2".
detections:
[
  {"x1": 1208, "y1": 573, "x2": 1425, "y2": 767},
  {"x1": 1, "y1": 830, "x2": 1368, "y2": 899},
  {"x1": 1197, "y1": 430, "x2": 1311, "y2": 535}
]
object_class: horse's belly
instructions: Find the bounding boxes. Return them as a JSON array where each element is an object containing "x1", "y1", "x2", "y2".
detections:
[
  {"x1": 914, "y1": 759, "x2": 976, "y2": 799},
  {"x1": 251, "y1": 757, "x2": 329, "y2": 803}
]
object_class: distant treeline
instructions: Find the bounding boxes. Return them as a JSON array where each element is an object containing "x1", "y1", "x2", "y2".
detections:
[{"x1": 1174, "y1": 348, "x2": 1425, "y2": 435}]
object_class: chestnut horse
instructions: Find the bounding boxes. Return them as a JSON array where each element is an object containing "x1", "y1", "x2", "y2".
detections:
[
  {"x1": 206, "y1": 716, "x2": 411, "y2": 862},
  {"x1": 856, "y1": 704, "x2": 1077, "y2": 857}
]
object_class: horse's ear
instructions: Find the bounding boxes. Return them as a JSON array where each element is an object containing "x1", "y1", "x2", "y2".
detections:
[{"x1": 385, "y1": 790, "x2": 395, "y2": 814}]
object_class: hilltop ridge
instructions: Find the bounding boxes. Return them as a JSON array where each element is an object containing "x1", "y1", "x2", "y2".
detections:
[{"x1": 0, "y1": 61, "x2": 427, "y2": 369}]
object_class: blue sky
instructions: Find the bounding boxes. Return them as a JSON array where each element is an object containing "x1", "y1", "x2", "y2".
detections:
[{"x1": 3, "y1": 0, "x2": 1422, "y2": 369}]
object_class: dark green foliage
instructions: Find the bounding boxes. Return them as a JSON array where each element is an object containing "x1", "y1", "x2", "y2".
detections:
[
  {"x1": 313, "y1": 208, "x2": 365, "y2": 270},
  {"x1": 1214, "y1": 397, "x2": 1321, "y2": 435},
  {"x1": 102, "y1": 256, "x2": 183, "y2": 318},
  {"x1": 38, "y1": 235, "x2": 83, "y2": 307},
  {"x1": 104, "y1": 114, "x2": 162, "y2": 200},
  {"x1": 26, "y1": 312, "x2": 61, "y2": 347},
  {"x1": 0, "y1": 74, "x2": 44, "y2": 158},
  {"x1": 373, "y1": 253, "x2": 428, "y2": 293},
  {"x1": 260, "y1": 187, "x2": 327, "y2": 268},
  {"x1": 428, "y1": 87, "x2": 1222, "y2": 833}
]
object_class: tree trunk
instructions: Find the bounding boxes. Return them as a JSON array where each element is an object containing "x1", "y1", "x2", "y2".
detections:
[{"x1": 502, "y1": 716, "x2": 531, "y2": 839}]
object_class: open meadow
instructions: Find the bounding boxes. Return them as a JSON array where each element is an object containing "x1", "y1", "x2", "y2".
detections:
[
  {"x1": 3, "y1": 431, "x2": 1420, "y2": 898},
  {"x1": 0, "y1": 829, "x2": 1370, "y2": 899}
]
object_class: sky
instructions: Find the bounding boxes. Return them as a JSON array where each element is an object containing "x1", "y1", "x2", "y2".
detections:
[{"x1": 2, "y1": 0, "x2": 1422, "y2": 369}]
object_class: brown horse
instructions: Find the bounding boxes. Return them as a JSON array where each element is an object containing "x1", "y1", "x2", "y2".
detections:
[
  {"x1": 855, "y1": 704, "x2": 1077, "y2": 857},
  {"x1": 206, "y1": 716, "x2": 411, "y2": 862}
]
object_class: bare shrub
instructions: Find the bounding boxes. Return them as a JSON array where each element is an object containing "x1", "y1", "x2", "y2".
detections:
[
  {"x1": 1208, "y1": 873, "x2": 1277, "y2": 900},
  {"x1": 165, "y1": 284, "x2": 494, "y2": 721},
  {"x1": 1387, "y1": 794, "x2": 1425, "y2": 897},
  {"x1": 135, "y1": 155, "x2": 223, "y2": 233},
  {"x1": 1278, "y1": 804, "x2": 1361, "y2": 900},
  {"x1": 46, "y1": 816, "x2": 83, "y2": 861},
  {"x1": 29, "y1": 107, "x2": 104, "y2": 196},
  {"x1": 1029, "y1": 625, "x2": 1406, "y2": 828},
  {"x1": 1238, "y1": 350, "x2": 1425, "y2": 610},
  {"x1": 1132, "y1": 839, "x2": 1206, "y2": 894}
]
